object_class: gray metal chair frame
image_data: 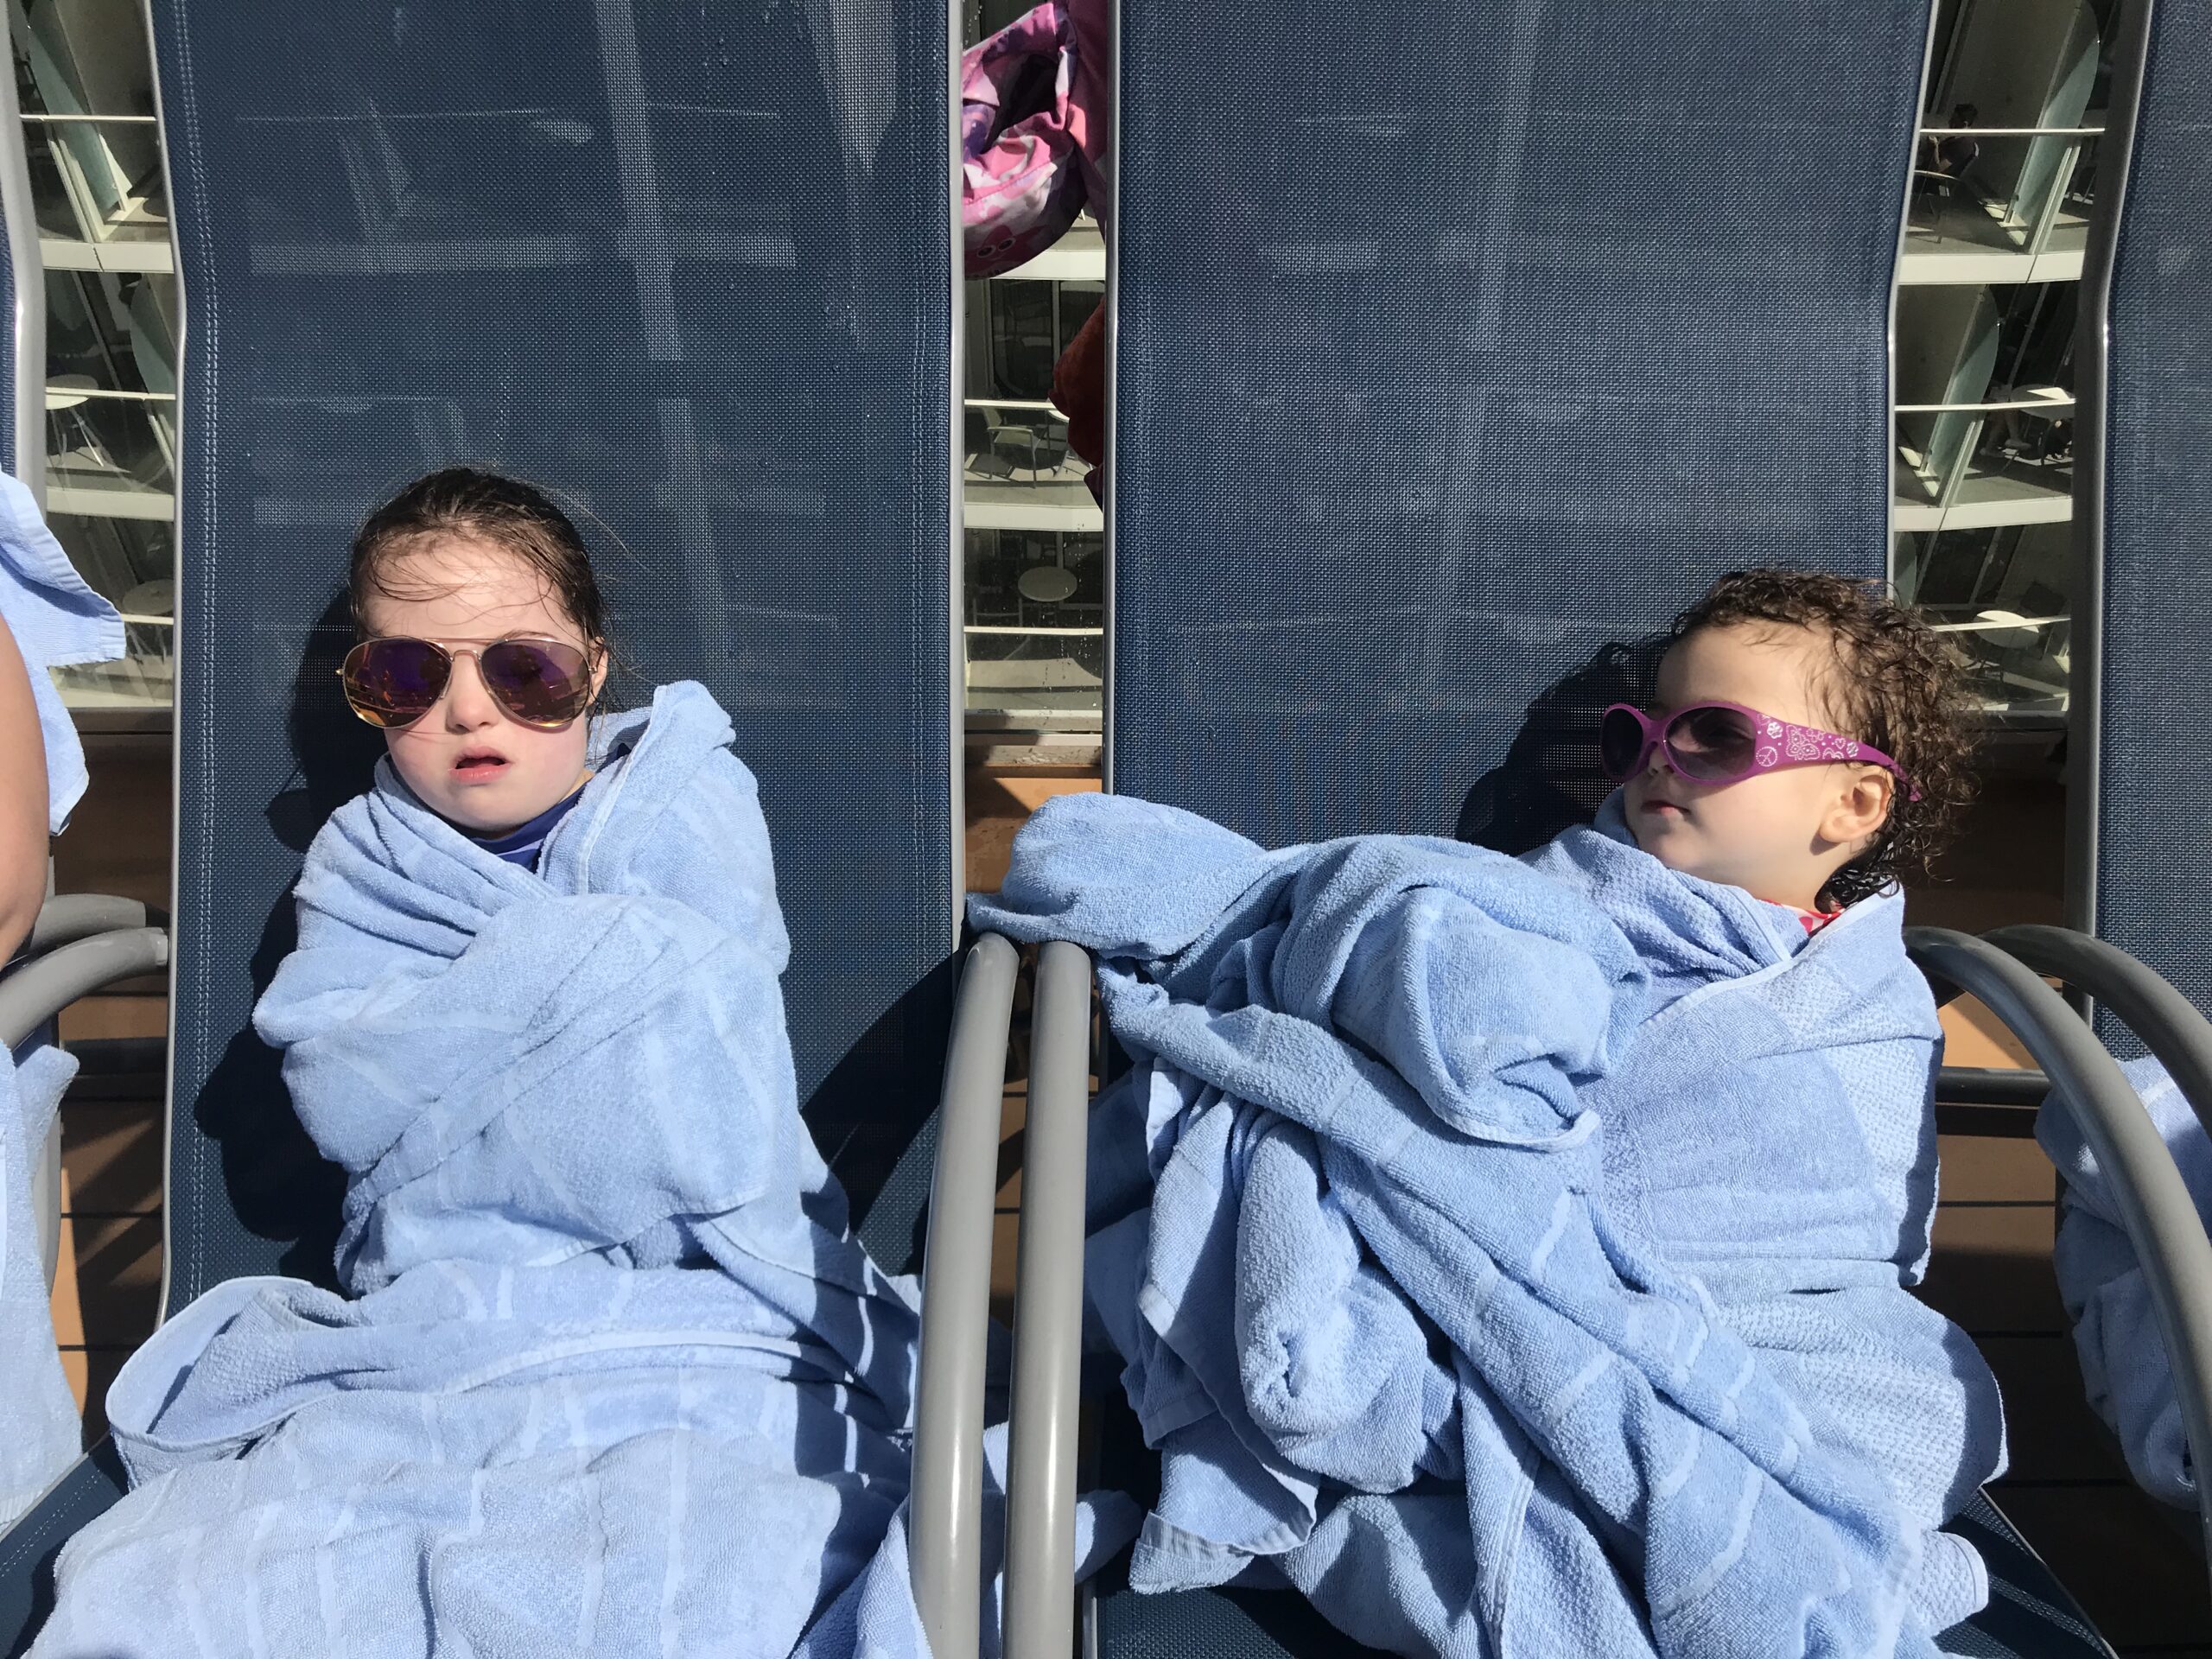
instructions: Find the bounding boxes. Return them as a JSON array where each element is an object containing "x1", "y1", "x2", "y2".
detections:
[
  {"x1": 1913, "y1": 927, "x2": 2212, "y2": 1568},
  {"x1": 3, "y1": 897, "x2": 170, "y2": 1288}
]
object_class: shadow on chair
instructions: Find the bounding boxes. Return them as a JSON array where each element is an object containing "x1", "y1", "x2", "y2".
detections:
[
  {"x1": 1453, "y1": 639, "x2": 1663, "y2": 855},
  {"x1": 194, "y1": 590, "x2": 378, "y2": 1288}
]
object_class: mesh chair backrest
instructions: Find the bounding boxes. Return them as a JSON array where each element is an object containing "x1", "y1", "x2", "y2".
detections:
[
  {"x1": 0, "y1": 138, "x2": 14, "y2": 479},
  {"x1": 2087, "y1": 2, "x2": 2212, "y2": 1034},
  {"x1": 151, "y1": 0, "x2": 953, "y2": 1298},
  {"x1": 1109, "y1": 0, "x2": 1925, "y2": 844}
]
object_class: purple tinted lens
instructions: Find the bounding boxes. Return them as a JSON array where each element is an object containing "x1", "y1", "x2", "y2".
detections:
[
  {"x1": 1666, "y1": 705, "x2": 1758, "y2": 781},
  {"x1": 341, "y1": 638, "x2": 448, "y2": 728},
  {"x1": 1599, "y1": 707, "x2": 1649, "y2": 780},
  {"x1": 479, "y1": 639, "x2": 592, "y2": 728}
]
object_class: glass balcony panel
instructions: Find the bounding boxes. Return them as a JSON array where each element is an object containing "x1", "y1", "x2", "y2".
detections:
[
  {"x1": 23, "y1": 118, "x2": 168, "y2": 256},
  {"x1": 48, "y1": 267, "x2": 175, "y2": 394},
  {"x1": 963, "y1": 525, "x2": 1103, "y2": 728},
  {"x1": 1905, "y1": 130, "x2": 2098, "y2": 268},
  {"x1": 46, "y1": 385, "x2": 175, "y2": 515},
  {"x1": 46, "y1": 512, "x2": 174, "y2": 710},
  {"x1": 1898, "y1": 523, "x2": 2070, "y2": 715}
]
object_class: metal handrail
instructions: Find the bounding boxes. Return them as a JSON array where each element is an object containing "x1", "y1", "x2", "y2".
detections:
[
  {"x1": 1910, "y1": 926, "x2": 2212, "y2": 1566},
  {"x1": 909, "y1": 932, "x2": 1020, "y2": 1659},
  {"x1": 1002, "y1": 940, "x2": 1090, "y2": 1659}
]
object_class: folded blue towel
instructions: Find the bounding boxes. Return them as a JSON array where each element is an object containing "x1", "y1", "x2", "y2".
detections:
[
  {"x1": 32, "y1": 682, "x2": 1099, "y2": 1657},
  {"x1": 0, "y1": 472, "x2": 123, "y2": 834},
  {"x1": 972, "y1": 791, "x2": 2005, "y2": 1659},
  {"x1": 2037, "y1": 1054, "x2": 2205, "y2": 1508},
  {"x1": 0, "y1": 1042, "x2": 81, "y2": 1526}
]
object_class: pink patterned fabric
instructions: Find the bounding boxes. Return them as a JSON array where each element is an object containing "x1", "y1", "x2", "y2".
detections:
[{"x1": 962, "y1": 0, "x2": 1110, "y2": 276}]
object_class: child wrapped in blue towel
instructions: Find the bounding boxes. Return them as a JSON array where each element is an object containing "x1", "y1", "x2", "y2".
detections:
[
  {"x1": 30, "y1": 469, "x2": 997, "y2": 1659},
  {"x1": 974, "y1": 571, "x2": 2006, "y2": 1659}
]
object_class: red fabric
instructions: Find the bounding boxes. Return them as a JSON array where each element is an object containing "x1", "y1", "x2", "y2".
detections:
[{"x1": 1052, "y1": 303, "x2": 1108, "y2": 502}]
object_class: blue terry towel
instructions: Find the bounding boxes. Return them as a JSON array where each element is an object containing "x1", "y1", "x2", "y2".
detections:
[
  {"x1": 0, "y1": 1042, "x2": 81, "y2": 1527},
  {"x1": 30, "y1": 682, "x2": 1132, "y2": 1658},
  {"x1": 971, "y1": 791, "x2": 2005, "y2": 1659},
  {"x1": 0, "y1": 470, "x2": 123, "y2": 834},
  {"x1": 0, "y1": 474, "x2": 122, "y2": 1525},
  {"x1": 2038, "y1": 1054, "x2": 2207, "y2": 1509}
]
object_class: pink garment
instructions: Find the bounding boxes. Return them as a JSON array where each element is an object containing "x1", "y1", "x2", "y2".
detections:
[{"x1": 961, "y1": 0, "x2": 1110, "y2": 276}]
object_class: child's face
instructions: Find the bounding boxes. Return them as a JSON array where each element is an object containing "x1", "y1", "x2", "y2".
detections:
[
  {"x1": 358, "y1": 537, "x2": 604, "y2": 837},
  {"x1": 1623, "y1": 623, "x2": 1894, "y2": 912}
]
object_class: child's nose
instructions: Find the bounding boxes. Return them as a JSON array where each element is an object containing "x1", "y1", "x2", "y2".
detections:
[{"x1": 442, "y1": 654, "x2": 501, "y2": 729}]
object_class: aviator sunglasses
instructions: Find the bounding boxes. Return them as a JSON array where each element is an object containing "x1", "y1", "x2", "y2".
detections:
[
  {"x1": 1599, "y1": 700, "x2": 1919, "y2": 800},
  {"x1": 339, "y1": 635, "x2": 595, "y2": 731}
]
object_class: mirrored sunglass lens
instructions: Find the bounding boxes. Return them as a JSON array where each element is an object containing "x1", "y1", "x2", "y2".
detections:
[
  {"x1": 1668, "y1": 706, "x2": 1756, "y2": 779},
  {"x1": 343, "y1": 639, "x2": 447, "y2": 727},
  {"x1": 480, "y1": 640, "x2": 591, "y2": 726},
  {"x1": 1599, "y1": 709, "x2": 1647, "y2": 779}
]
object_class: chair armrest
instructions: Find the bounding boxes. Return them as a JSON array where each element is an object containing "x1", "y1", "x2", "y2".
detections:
[
  {"x1": 909, "y1": 932, "x2": 1020, "y2": 1659},
  {"x1": 0, "y1": 928, "x2": 168, "y2": 1051},
  {"x1": 1909, "y1": 926, "x2": 2212, "y2": 1566},
  {"x1": 1002, "y1": 941, "x2": 1090, "y2": 1659},
  {"x1": 3, "y1": 925, "x2": 169, "y2": 1289},
  {"x1": 22, "y1": 896, "x2": 165, "y2": 960},
  {"x1": 1986, "y1": 924, "x2": 2212, "y2": 1143}
]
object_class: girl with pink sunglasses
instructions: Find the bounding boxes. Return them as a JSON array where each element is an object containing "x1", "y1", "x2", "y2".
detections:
[{"x1": 1598, "y1": 570, "x2": 1974, "y2": 928}]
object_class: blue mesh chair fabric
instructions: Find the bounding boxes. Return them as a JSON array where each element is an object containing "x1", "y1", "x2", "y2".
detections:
[
  {"x1": 1109, "y1": 0, "x2": 1918, "y2": 849},
  {"x1": 0, "y1": 128, "x2": 14, "y2": 477},
  {"x1": 1092, "y1": 0, "x2": 2113, "y2": 1652},
  {"x1": 2090, "y1": 1, "x2": 2212, "y2": 1039},
  {"x1": 144, "y1": 0, "x2": 955, "y2": 1304}
]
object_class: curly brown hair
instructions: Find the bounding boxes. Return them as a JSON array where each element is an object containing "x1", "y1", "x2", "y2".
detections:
[{"x1": 1665, "y1": 569, "x2": 1978, "y2": 906}]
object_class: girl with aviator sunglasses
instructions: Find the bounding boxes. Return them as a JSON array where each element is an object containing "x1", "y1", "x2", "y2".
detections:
[
  {"x1": 44, "y1": 475, "x2": 944, "y2": 1649},
  {"x1": 337, "y1": 469, "x2": 610, "y2": 868}
]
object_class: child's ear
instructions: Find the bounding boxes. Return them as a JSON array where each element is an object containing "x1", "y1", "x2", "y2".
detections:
[
  {"x1": 1822, "y1": 767, "x2": 1894, "y2": 852},
  {"x1": 588, "y1": 642, "x2": 609, "y2": 699}
]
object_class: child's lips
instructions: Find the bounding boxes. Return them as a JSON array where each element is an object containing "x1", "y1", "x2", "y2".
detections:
[{"x1": 452, "y1": 751, "x2": 510, "y2": 784}]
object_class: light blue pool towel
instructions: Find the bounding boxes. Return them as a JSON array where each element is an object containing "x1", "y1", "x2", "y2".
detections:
[
  {"x1": 0, "y1": 469, "x2": 123, "y2": 834},
  {"x1": 29, "y1": 682, "x2": 1130, "y2": 1658},
  {"x1": 972, "y1": 791, "x2": 2005, "y2": 1659},
  {"x1": 2038, "y1": 1053, "x2": 2208, "y2": 1509},
  {"x1": 0, "y1": 474, "x2": 122, "y2": 1526},
  {"x1": 0, "y1": 1043, "x2": 81, "y2": 1527}
]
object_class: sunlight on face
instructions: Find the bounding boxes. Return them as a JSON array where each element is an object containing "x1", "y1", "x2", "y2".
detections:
[
  {"x1": 358, "y1": 537, "x2": 604, "y2": 836},
  {"x1": 1622, "y1": 623, "x2": 1892, "y2": 911}
]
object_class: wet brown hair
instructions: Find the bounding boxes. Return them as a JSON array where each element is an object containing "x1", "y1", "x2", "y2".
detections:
[
  {"x1": 348, "y1": 467, "x2": 608, "y2": 656},
  {"x1": 1666, "y1": 569, "x2": 1978, "y2": 906}
]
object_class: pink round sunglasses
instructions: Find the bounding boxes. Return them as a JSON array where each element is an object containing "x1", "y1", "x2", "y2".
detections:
[{"x1": 1599, "y1": 701, "x2": 1920, "y2": 800}]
